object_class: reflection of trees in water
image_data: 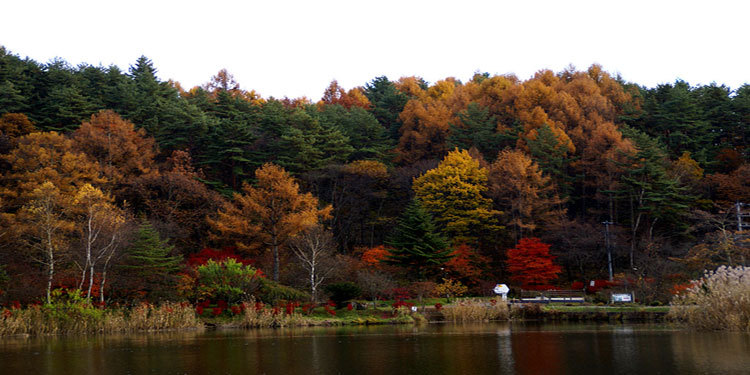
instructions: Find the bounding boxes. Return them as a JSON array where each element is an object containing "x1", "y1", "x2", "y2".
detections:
[
  {"x1": 2, "y1": 324, "x2": 750, "y2": 374},
  {"x1": 671, "y1": 331, "x2": 750, "y2": 374}
]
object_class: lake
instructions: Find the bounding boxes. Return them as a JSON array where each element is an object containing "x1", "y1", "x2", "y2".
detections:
[{"x1": 1, "y1": 322, "x2": 748, "y2": 374}]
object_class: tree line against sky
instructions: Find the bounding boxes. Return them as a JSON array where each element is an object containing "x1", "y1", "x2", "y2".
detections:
[{"x1": 0, "y1": 46, "x2": 748, "y2": 304}]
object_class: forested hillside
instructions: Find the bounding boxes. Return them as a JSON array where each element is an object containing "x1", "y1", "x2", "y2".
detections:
[{"x1": 1, "y1": 46, "x2": 748, "y2": 304}]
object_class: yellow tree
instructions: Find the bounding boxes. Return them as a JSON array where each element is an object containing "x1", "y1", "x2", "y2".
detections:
[
  {"x1": 16, "y1": 182, "x2": 75, "y2": 303},
  {"x1": 0, "y1": 131, "x2": 105, "y2": 210},
  {"x1": 72, "y1": 184, "x2": 127, "y2": 301},
  {"x1": 210, "y1": 163, "x2": 331, "y2": 281},
  {"x1": 412, "y1": 149, "x2": 501, "y2": 245},
  {"x1": 489, "y1": 150, "x2": 564, "y2": 240}
]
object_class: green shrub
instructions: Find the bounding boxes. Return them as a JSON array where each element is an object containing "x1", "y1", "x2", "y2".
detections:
[
  {"x1": 324, "y1": 282, "x2": 361, "y2": 308},
  {"x1": 193, "y1": 259, "x2": 262, "y2": 304},
  {"x1": 259, "y1": 282, "x2": 308, "y2": 304}
]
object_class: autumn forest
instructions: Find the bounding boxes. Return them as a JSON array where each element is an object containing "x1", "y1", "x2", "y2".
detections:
[{"x1": 0, "y1": 46, "x2": 748, "y2": 306}]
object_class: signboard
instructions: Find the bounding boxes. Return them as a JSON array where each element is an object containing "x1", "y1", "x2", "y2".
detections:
[
  {"x1": 493, "y1": 284, "x2": 509, "y2": 301},
  {"x1": 611, "y1": 293, "x2": 632, "y2": 303},
  {"x1": 493, "y1": 284, "x2": 509, "y2": 294}
]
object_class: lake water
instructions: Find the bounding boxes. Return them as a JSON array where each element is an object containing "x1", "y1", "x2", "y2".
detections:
[{"x1": 1, "y1": 322, "x2": 748, "y2": 374}]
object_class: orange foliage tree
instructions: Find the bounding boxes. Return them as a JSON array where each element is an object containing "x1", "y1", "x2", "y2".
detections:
[
  {"x1": 444, "y1": 243, "x2": 489, "y2": 285},
  {"x1": 489, "y1": 149, "x2": 564, "y2": 240},
  {"x1": 209, "y1": 163, "x2": 331, "y2": 281},
  {"x1": 72, "y1": 110, "x2": 157, "y2": 187},
  {"x1": 319, "y1": 80, "x2": 371, "y2": 109},
  {"x1": 506, "y1": 237, "x2": 561, "y2": 289},
  {"x1": 359, "y1": 245, "x2": 391, "y2": 269}
]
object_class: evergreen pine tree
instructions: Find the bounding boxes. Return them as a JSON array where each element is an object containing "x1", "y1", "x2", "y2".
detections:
[
  {"x1": 121, "y1": 221, "x2": 183, "y2": 297},
  {"x1": 527, "y1": 124, "x2": 575, "y2": 199},
  {"x1": 364, "y1": 76, "x2": 409, "y2": 140},
  {"x1": 385, "y1": 199, "x2": 452, "y2": 279},
  {"x1": 448, "y1": 103, "x2": 514, "y2": 162}
]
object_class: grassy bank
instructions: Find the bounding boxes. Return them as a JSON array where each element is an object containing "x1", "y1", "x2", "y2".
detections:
[{"x1": 1, "y1": 297, "x2": 681, "y2": 337}]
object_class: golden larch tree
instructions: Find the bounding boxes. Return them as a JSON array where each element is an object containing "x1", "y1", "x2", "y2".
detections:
[
  {"x1": 489, "y1": 149, "x2": 564, "y2": 240},
  {"x1": 210, "y1": 163, "x2": 331, "y2": 281}
]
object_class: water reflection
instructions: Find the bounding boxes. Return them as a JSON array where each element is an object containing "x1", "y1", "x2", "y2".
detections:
[{"x1": 0, "y1": 323, "x2": 748, "y2": 374}]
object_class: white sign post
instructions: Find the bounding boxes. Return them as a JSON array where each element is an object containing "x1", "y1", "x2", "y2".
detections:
[
  {"x1": 611, "y1": 293, "x2": 632, "y2": 303},
  {"x1": 493, "y1": 284, "x2": 509, "y2": 301}
]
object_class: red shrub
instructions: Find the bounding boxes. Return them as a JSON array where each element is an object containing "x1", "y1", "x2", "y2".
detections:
[
  {"x1": 196, "y1": 306, "x2": 204, "y2": 315},
  {"x1": 187, "y1": 247, "x2": 255, "y2": 267},
  {"x1": 324, "y1": 305, "x2": 336, "y2": 316},
  {"x1": 302, "y1": 303, "x2": 315, "y2": 315},
  {"x1": 389, "y1": 287, "x2": 412, "y2": 301}
]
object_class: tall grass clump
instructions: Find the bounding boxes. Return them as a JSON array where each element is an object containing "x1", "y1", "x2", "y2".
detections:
[
  {"x1": 0, "y1": 289, "x2": 202, "y2": 336},
  {"x1": 112, "y1": 302, "x2": 202, "y2": 331},
  {"x1": 442, "y1": 298, "x2": 509, "y2": 322},
  {"x1": 239, "y1": 299, "x2": 313, "y2": 328},
  {"x1": 669, "y1": 265, "x2": 750, "y2": 331}
]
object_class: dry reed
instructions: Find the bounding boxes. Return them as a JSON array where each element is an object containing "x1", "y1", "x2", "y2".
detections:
[
  {"x1": 0, "y1": 302, "x2": 202, "y2": 336},
  {"x1": 239, "y1": 300, "x2": 314, "y2": 328},
  {"x1": 669, "y1": 265, "x2": 750, "y2": 331},
  {"x1": 442, "y1": 298, "x2": 510, "y2": 321}
]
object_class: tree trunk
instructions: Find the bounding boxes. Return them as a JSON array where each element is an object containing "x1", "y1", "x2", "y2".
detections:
[
  {"x1": 273, "y1": 241, "x2": 280, "y2": 282},
  {"x1": 310, "y1": 262, "x2": 316, "y2": 301},
  {"x1": 47, "y1": 248, "x2": 54, "y2": 305},
  {"x1": 87, "y1": 264, "x2": 95, "y2": 300}
]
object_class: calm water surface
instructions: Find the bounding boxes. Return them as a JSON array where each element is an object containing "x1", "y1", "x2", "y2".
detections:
[{"x1": 0, "y1": 322, "x2": 748, "y2": 374}]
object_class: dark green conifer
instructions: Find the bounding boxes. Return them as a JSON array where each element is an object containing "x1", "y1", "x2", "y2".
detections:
[{"x1": 386, "y1": 199, "x2": 452, "y2": 279}]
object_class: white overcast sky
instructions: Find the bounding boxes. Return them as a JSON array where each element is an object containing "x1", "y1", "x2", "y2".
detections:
[{"x1": 1, "y1": 0, "x2": 748, "y2": 99}]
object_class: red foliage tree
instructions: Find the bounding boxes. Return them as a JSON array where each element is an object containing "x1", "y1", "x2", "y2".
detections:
[
  {"x1": 445, "y1": 244, "x2": 488, "y2": 285},
  {"x1": 505, "y1": 238, "x2": 561, "y2": 289}
]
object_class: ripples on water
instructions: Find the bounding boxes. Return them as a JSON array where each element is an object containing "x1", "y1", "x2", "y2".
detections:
[{"x1": 1, "y1": 323, "x2": 748, "y2": 374}]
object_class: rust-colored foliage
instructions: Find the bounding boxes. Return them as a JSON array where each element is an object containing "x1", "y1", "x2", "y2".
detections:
[
  {"x1": 506, "y1": 237, "x2": 561, "y2": 289},
  {"x1": 489, "y1": 149, "x2": 564, "y2": 239},
  {"x1": 705, "y1": 164, "x2": 750, "y2": 207},
  {"x1": 319, "y1": 80, "x2": 371, "y2": 109},
  {"x1": 73, "y1": 110, "x2": 157, "y2": 186},
  {"x1": 130, "y1": 150, "x2": 224, "y2": 249},
  {"x1": 209, "y1": 163, "x2": 331, "y2": 281},
  {"x1": 444, "y1": 244, "x2": 488, "y2": 285},
  {"x1": 0, "y1": 113, "x2": 35, "y2": 139}
]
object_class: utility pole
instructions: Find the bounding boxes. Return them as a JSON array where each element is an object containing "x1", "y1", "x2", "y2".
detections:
[
  {"x1": 737, "y1": 202, "x2": 747, "y2": 232},
  {"x1": 603, "y1": 221, "x2": 614, "y2": 281}
]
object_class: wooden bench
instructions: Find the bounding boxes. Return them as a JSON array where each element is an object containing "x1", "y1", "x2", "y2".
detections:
[{"x1": 518, "y1": 289, "x2": 585, "y2": 303}]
